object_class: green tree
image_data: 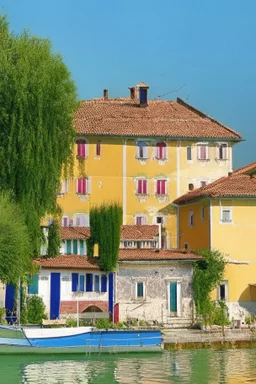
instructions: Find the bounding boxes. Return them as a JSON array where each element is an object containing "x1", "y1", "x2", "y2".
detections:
[
  {"x1": 88, "y1": 203, "x2": 123, "y2": 271},
  {"x1": 0, "y1": 192, "x2": 32, "y2": 284},
  {"x1": 26, "y1": 296, "x2": 46, "y2": 324},
  {"x1": 0, "y1": 14, "x2": 77, "y2": 256},
  {"x1": 47, "y1": 220, "x2": 61, "y2": 258},
  {"x1": 192, "y1": 249, "x2": 225, "y2": 324}
]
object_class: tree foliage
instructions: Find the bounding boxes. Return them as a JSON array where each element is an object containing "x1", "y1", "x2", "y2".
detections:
[
  {"x1": 0, "y1": 192, "x2": 32, "y2": 284},
  {"x1": 88, "y1": 203, "x2": 123, "y2": 271},
  {"x1": 47, "y1": 220, "x2": 61, "y2": 258},
  {"x1": 193, "y1": 249, "x2": 225, "y2": 319},
  {"x1": 0, "y1": 14, "x2": 78, "y2": 255}
]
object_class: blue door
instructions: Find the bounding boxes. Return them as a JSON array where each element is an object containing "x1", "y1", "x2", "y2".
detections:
[
  {"x1": 170, "y1": 282, "x2": 177, "y2": 312},
  {"x1": 50, "y1": 273, "x2": 60, "y2": 320}
]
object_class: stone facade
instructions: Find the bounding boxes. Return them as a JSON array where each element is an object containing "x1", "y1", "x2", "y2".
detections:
[{"x1": 116, "y1": 262, "x2": 194, "y2": 325}]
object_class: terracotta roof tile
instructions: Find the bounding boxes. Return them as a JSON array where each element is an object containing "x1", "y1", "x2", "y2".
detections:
[
  {"x1": 60, "y1": 227, "x2": 90, "y2": 239},
  {"x1": 74, "y1": 97, "x2": 241, "y2": 140},
  {"x1": 35, "y1": 255, "x2": 99, "y2": 269},
  {"x1": 121, "y1": 225, "x2": 159, "y2": 240},
  {"x1": 119, "y1": 249, "x2": 201, "y2": 261},
  {"x1": 173, "y1": 173, "x2": 256, "y2": 205},
  {"x1": 60, "y1": 225, "x2": 159, "y2": 241},
  {"x1": 233, "y1": 161, "x2": 256, "y2": 175}
]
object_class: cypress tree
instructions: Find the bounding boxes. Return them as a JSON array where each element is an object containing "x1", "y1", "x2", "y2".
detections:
[
  {"x1": 89, "y1": 203, "x2": 123, "y2": 271},
  {"x1": 0, "y1": 15, "x2": 77, "y2": 256}
]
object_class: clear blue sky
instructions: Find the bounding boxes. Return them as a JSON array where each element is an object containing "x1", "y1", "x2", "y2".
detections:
[{"x1": 1, "y1": 0, "x2": 255, "y2": 169}]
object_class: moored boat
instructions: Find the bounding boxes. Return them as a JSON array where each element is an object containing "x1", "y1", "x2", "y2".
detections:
[{"x1": 0, "y1": 325, "x2": 163, "y2": 354}]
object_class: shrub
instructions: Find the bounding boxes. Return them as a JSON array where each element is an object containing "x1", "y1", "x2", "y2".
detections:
[
  {"x1": 27, "y1": 296, "x2": 46, "y2": 324},
  {"x1": 66, "y1": 318, "x2": 77, "y2": 328},
  {"x1": 213, "y1": 301, "x2": 230, "y2": 326},
  {"x1": 0, "y1": 307, "x2": 6, "y2": 324},
  {"x1": 114, "y1": 322, "x2": 125, "y2": 329},
  {"x1": 95, "y1": 318, "x2": 113, "y2": 329}
]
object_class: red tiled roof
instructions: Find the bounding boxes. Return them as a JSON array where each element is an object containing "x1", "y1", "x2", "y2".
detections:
[
  {"x1": 60, "y1": 227, "x2": 90, "y2": 239},
  {"x1": 173, "y1": 173, "x2": 256, "y2": 205},
  {"x1": 74, "y1": 97, "x2": 241, "y2": 140},
  {"x1": 119, "y1": 249, "x2": 201, "y2": 261},
  {"x1": 233, "y1": 161, "x2": 256, "y2": 175},
  {"x1": 121, "y1": 225, "x2": 159, "y2": 240},
  {"x1": 60, "y1": 225, "x2": 159, "y2": 241},
  {"x1": 35, "y1": 255, "x2": 99, "y2": 269}
]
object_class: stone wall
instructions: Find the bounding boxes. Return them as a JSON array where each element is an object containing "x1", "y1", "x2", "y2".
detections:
[
  {"x1": 227, "y1": 301, "x2": 256, "y2": 324},
  {"x1": 116, "y1": 262, "x2": 194, "y2": 324}
]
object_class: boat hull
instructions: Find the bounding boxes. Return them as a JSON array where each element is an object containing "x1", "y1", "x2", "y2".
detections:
[{"x1": 0, "y1": 328, "x2": 163, "y2": 354}]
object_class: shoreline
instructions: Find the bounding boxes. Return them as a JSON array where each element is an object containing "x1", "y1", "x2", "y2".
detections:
[{"x1": 162, "y1": 328, "x2": 256, "y2": 350}]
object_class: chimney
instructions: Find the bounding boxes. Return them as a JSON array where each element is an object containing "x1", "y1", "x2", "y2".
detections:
[
  {"x1": 103, "y1": 89, "x2": 108, "y2": 101},
  {"x1": 137, "y1": 82, "x2": 149, "y2": 107},
  {"x1": 129, "y1": 87, "x2": 135, "y2": 100},
  {"x1": 228, "y1": 172, "x2": 233, "y2": 177}
]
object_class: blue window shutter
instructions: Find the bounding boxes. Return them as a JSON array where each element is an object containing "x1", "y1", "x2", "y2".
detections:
[
  {"x1": 101, "y1": 275, "x2": 107, "y2": 292},
  {"x1": 86, "y1": 273, "x2": 93, "y2": 292},
  {"x1": 73, "y1": 240, "x2": 78, "y2": 255},
  {"x1": 80, "y1": 240, "x2": 84, "y2": 255},
  {"x1": 28, "y1": 275, "x2": 39, "y2": 294},
  {"x1": 72, "y1": 273, "x2": 78, "y2": 292},
  {"x1": 67, "y1": 240, "x2": 72, "y2": 255},
  {"x1": 79, "y1": 275, "x2": 85, "y2": 292}
]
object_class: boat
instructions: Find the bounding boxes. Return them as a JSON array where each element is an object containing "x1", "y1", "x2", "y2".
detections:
[{"x1": 0, "y1": 325, "x2": 163, "y2": 354}]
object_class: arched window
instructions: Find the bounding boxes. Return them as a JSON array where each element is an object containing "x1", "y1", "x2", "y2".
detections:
[
  {"x1": 76, "y1": 138, "x2": 88, "y2": 158},
  {"x1": 83, "y1": 305, "x2": 102, "y2": 313},
  {"x1": 156, "y1": 142, "x2": 167, "y2": 160}
]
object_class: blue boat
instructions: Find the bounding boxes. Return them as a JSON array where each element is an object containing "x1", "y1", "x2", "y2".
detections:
[{"x1": 0, "y1": 326, "x2": 163, "y2": 354}]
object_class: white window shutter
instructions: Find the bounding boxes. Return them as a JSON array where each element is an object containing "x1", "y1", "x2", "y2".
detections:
[
  {"x1": 206, "y1": 145, "x2": 209, "y2": 160},
  {"x1": 197, "y1": 146, "x2": 201, "y2": 159}
]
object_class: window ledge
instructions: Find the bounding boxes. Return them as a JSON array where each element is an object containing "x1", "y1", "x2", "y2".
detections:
[
  {"x1": 155, "y1": 157, "x2": 167, "y2": 161},
  {"x1": 136, "y1": 193, "x2": 149, "y2": 197},
  {"x1": 76, "y1": 155, "x2": 88, "y2": 160},
  {"x1": 220, "y1": 220, "x2": 233, "y2": 224},
  {"x1": 155, "y1": 193, "x2": 168, "y2": 197},
  {"x1": 135, "y1": 157, "x2": 149, "y2": 160},
  {"x1": 197, "y1": 158, "x2": 210, "y2": 161}
]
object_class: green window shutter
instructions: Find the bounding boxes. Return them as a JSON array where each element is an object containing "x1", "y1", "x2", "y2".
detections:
[
  {"x1": 28, "y1": 275, "x2": 39, "y2": 295},
  {"x1": 79, "y1": 240, "x2": 84, "y2": 255},
  {"x1": 137, "y1": 282, "x2": 144, "y2": 298},
  {"x1": 66, "y1": 240, "x2": 72, "y2": 254},
  {"x1": 73, "y1": 240, "x2": 78, "y2": 255},
  {"x1": 170, "y1": 282, "x2": 177, "y2": 312}
]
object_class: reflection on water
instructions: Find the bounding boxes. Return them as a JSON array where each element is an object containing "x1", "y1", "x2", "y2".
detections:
[{"x1": 0, "y1": 349, "x2": 256, "y2": 383}]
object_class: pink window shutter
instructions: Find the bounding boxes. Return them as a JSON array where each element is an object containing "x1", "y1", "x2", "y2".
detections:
[
  {"x1": 96, "y1": 141, "x2": 101, "y2": 156},
  {"x1": 201, "y1": 146, "x2": 206, "y2": 160},
  {"x1": 136, "y1": 217, "x2": 142, "y2": 225},
  {"x1": 156, "y1": 180, "x2": 160, "y2": 195},
  {"x1": 77, "y1": 178, "x2": 82, "y2": 194},
  {"x1": 138, "y1": 180, "x2": 142, "y2": 194},
  {"x1": 142, "y1": 180, "x2": 147, "y2": 194}
]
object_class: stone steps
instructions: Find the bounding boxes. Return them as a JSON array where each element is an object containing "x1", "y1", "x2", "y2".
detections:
[{"x1": 164, "y1": 317, "x2": 192, "y2": 329}]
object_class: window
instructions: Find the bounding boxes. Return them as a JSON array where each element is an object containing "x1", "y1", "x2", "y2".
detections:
[
  {"x1": 62, "y1": 216, "x2": 70, "y2": 227},
  {"x1": 218, "y1": 281, "x2": 228, "y2": 301},
  {"x1": 156, "y1": 179, "x2": 167, "y2": 195},
  {"x1": 184, "y1": 243, "x2": 189, "y2": 250},
  {"x1": 156, "y1": 216, "x2": 164, "y2": 224},
  {"x1": 200, "y1": 181, "x2": 207, "y2": 187},
  {"x1": 188, "y1": 183, "x2": 194, "y2": 191},
  {"x1": 136, "y1": 141, "x2": 148, "y2": 159},
  {"x1": 76, "y1": 138, "x2": 87, "y2": 158},
  {"x1": 94, "y1": 275, "x2": 100, "y2": 292},
  {"x1": 156, "y1": 142, "x2": 167, "y2": 160},
  {"x1": 76, "y1": 177, "x2": 89, "y2": 195},
  {"x1": 66, "y1": 240, "x2": 72, "y2": 255},
  {"x1": 197, "y1": 143, "x2": 209, "y2": 160},
  {"x1": 75, "y1": 214, "x2": 89, "y2": 227},
  {"x1": 217, "y1": 143, "x2": 228, "y2": 160},
  {"x1": 221, "y1": 207, "x2": 232, "y2": 223},
  {"x1": 187, "y1": 146, "x2": 192, "y2": 161},
  {"x1": 124, "y1": 241, "x2": 134, "y2": 248},
  {"x1": 201, "y1": 206, "x2": 205, "y2": 221},
  {"x1": 137, "y1": 179, "x2": 147, "y2": 195},
  {"x1": 135, "y1": 215, "x2": 147, "y2": 225},
  {"x1": 136, "y1": 282, "x2": 144, "y2": 298},
  {"x1": 189, "y1": 211, "x2": 194, "y2": 227},
  {"x1": 79, "y1": 240, "x2": 85, "y2": 255},
  {"x1": 27, "y1": 275, "x2": 39, "y2": 295},
  {"x1": 58, "y1": 180, "x2": 69, "y2": 195},
  {"x1": 96, "y1": 141, "x2": 101, "y2": 156}
]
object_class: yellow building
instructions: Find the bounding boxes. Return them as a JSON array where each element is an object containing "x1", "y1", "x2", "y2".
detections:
[
  {"x1": 56, "y1": 82, "x2": 241, "y2": 249},
  {"x1": 173, "y1": 161, "x2": 256, "y2": 322}
]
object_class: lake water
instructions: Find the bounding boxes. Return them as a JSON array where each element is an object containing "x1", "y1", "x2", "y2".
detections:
[{"x1": 2, "y1": 349, "x2": 256, "y2": 383}]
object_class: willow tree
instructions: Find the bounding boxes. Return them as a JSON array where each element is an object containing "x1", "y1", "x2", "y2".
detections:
[
  {"x1": 0, "y1": 193, "x2": 32, "y2": 284},
  {"x1": 88, "y1": 203, "x2": 123, "y2": 271},
  {"x1": 0, "y1": 15, "x2": 78, "y2": 255}
]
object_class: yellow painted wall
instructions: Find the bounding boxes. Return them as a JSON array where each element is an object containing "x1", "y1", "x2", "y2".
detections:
[
  {"x1": 179, "y1": 198, "x2": 256, "y2": 304},
  {"x1": 178, "y1": 200, "x2": 210, "y2": 250},
  {"x1": 56, "y1": 136, "x2": 233, "y2": 249}
]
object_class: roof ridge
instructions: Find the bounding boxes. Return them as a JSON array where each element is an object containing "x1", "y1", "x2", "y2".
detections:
[
  {"x1": 176, "y1": 98, "x2": 242, "y2": 139},
  {"x1": 233, "y1": 160, "x2": 256, "y2": 175}
]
